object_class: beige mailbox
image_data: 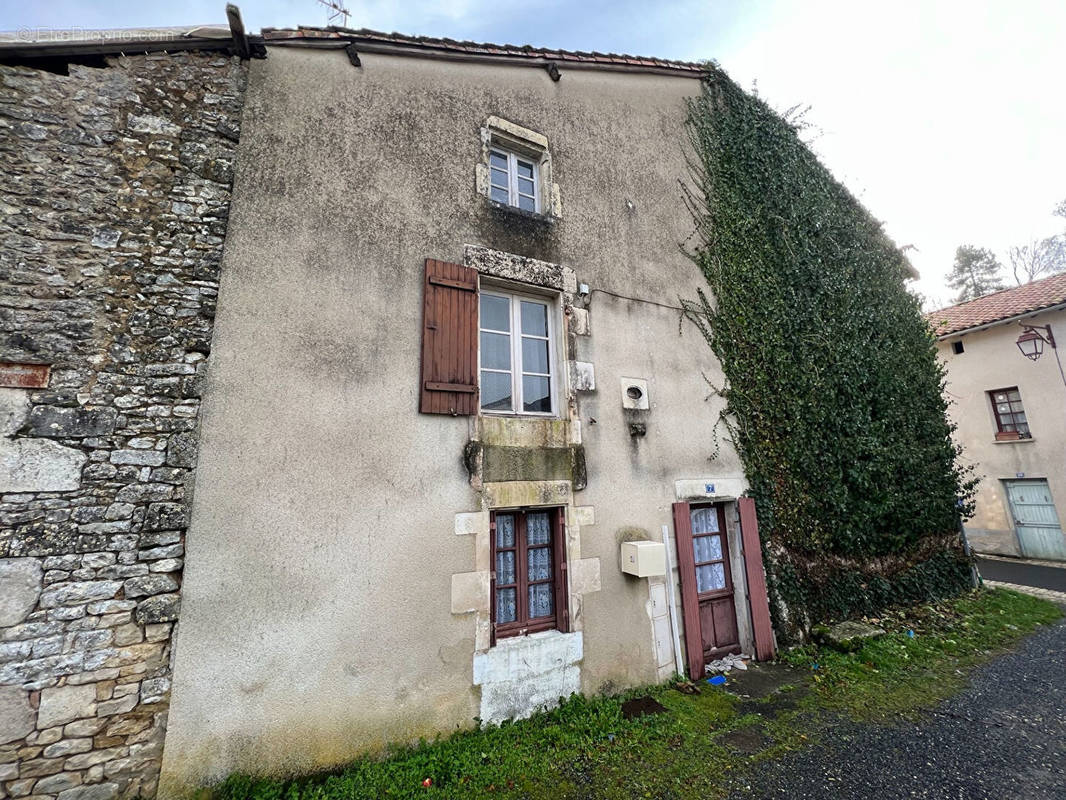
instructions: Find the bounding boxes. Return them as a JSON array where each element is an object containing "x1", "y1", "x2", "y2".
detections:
[{"x1": 620, "y1": 540, "x2": 666, "y2": 577}]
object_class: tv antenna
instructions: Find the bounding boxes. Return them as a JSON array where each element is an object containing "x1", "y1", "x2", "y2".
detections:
[{"x1": 317, "y1": 0, "x2": 351, "y2": 28}]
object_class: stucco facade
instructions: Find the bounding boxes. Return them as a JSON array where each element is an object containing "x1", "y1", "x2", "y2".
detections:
[
  {"x1": 937, "y1": 306, "x2": 1066, "y2": 558},
  {"x1": 155, "y1": 43, "x2": 764, "y2": 791},
  {"x1": 0, "y1": 25, "x2": 777, "y2": 796}
]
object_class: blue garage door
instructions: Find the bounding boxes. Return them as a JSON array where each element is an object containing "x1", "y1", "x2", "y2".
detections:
[{"x1": 1005, "y1": 480, "x2": 1066, "y2": 561}]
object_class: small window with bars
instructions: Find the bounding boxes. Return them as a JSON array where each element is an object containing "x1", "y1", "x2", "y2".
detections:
[
  {"x1": 490, "y1": 508, "x2": 567, "y2": 641},
  {"x1": 488, "y1": 148, "x2": 539, "y2": 213},
  {"x1": 989, "y1": 387, "x2": 1031, "y2": 439}
]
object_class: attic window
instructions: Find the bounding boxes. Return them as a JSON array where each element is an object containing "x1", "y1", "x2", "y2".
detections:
[
  {"x1": 952, "y1": 341, "x2": 965, "y2": 355},
  {"x1": 489, "y1": 149, "x2": 539, "y2": 212},
  {"x1": 478, "y1": 116, "x2": 560, "y2": 218}
]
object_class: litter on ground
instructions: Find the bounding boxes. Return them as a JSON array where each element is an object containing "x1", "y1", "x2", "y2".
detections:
[{"x1": 705, "y1": 653, "x2": 751, "y2": 674}]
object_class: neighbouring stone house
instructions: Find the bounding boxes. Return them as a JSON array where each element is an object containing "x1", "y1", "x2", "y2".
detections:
[
  {"x1": 0, "y1": 23, "x2": 254, "y2": 800},
  {"x1": 930, "y1": 273, "x2": 1066, "y2": 561},
  {"x1": 1, "y1": 19, "x2": 779, "y2": 798}
]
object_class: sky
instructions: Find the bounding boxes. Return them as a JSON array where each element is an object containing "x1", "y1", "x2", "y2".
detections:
[{"x1": 4, "y1": 0, "x2": 1065, "y2": 308}]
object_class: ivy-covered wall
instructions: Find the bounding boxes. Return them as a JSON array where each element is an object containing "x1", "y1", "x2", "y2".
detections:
[{"x1": 683, "y1": 68, "x2": 977, "y2": 639}]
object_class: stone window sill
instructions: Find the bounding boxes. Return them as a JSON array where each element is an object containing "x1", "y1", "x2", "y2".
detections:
[
  {"x1": 480, "y1": 410, "x2": 563, "y2": 422},
  {"x1": 485, "y1": 197, "x2": 557, "y2": 225}
]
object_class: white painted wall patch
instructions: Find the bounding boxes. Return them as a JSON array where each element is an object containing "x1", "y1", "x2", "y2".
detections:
[{"x1": 473, "y1": 630, "x2": 583, "y2": 724}]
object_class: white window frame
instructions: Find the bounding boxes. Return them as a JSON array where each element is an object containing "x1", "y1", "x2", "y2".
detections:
[
  {"x1": 478, "y1": 286, "x2": 558, "y2": 417},
  {"x1": 488, "y1": 147, "x2": 540, "y2": 213}
]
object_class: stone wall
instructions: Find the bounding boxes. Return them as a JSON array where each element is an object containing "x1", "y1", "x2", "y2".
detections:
[{"x1": 0, "y1": 51, "x2": 245, "y2": 800}]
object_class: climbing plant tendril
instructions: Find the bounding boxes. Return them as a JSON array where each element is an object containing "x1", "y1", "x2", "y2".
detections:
[{"x1": 683, "y1": 68, "x2": 977, "y2": 639}]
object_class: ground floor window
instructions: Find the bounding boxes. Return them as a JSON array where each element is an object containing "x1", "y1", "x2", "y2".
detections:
[
  {"x1": 989, "y1": 387, "x2": 1030, "y2": 438},
  {"x1": 491, "y1": 507, "x2": 568, "y2": 640}
]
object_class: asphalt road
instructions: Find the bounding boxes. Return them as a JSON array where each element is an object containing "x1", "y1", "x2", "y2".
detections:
[
  {"x1": 977, "y1": 556, "x2": 1066, "y2": 593},
  {"x1": 727, "y1": 619, "x2": 1066, "y2": 799}
]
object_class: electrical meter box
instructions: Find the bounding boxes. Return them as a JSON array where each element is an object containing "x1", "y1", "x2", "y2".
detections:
[{"x1": 620, "y1": 540, "x2": 666, "y2": 577}]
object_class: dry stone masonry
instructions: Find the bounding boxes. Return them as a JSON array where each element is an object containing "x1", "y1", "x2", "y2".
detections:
[{"x1": 0, "y1": 52, "x2": 246, "y2": 800}]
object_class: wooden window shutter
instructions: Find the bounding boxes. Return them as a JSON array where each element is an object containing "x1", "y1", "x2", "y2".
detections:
[
  {"x1": 737, "y1": 497, "x2": 776, "y2": 661},
  {"x1": 672, "y1": 501, "x2": 705, "y2": 680},
  {"x1": 419, "y1": 259, "x2": 478, "y2": 415},
  {"x1": 553, "y1": 508, "x2": 569, "y2": 633}
]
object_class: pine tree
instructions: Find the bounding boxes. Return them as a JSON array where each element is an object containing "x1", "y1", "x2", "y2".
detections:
[{"x1": 947, "y1": 245, "x2": 1005, "y2": 303}]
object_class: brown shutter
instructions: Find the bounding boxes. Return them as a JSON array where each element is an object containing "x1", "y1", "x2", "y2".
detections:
[
  {"x1": 553, "y1": 507, "x2": 570, "y2": 633},
  {"x1": 673, "y1": 501, "x2": 705, "y2": 680},
  {"x1": 738, "y1": 497, "x2": 776, "y2": 661},
  {"x1": 419, "y1": 259, "x2": 478, "y2": 415}
]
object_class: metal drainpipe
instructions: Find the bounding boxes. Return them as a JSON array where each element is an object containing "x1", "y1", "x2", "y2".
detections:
[{"x1": 958, "y1": 512, "x2": 980, "y2": 589}]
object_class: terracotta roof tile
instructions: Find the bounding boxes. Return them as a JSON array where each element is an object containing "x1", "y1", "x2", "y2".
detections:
[
  {"x1": 926, "y1": 272, "x2": 1066, "y2": 337},
  {"x1": 258, "y1": 26, "x2": 705, "y2": 74}
]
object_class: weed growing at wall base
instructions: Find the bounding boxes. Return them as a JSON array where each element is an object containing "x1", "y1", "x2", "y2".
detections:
[
  {"x1": 682, "y1": 67, "x2": 978, "y2": 638},
  {"x1": 212, "y1": 589, "x2": 1057, "y2": 800}
]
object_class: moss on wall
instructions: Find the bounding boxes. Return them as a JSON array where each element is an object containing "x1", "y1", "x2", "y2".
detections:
[{"x1": 482, "y1": 445, "x2": 575, "y2": 483}]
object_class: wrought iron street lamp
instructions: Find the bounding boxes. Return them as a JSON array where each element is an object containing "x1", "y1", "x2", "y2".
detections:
[
  {"x1": 1016, "y1": 323, "x2": 1066, "y2": 390},
  {"x1": 1015, "y1": 326, "x2": 1050, "y2": 360}
]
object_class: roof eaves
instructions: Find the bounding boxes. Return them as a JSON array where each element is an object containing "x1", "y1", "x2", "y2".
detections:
[
  {"x1": 931, "y1": 300, "x2": 1066, "y2": 339},
  {"x1": 0, "y1": 24, "x2": 266, "y2": 60},
  {"x1": 260, "y1": 26, "x2": 706, "y2": 76}
]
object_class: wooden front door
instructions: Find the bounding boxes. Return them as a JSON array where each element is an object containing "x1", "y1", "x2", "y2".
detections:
[{"x1": 674, "y1": 502, "x2": 741, "y2": 677}]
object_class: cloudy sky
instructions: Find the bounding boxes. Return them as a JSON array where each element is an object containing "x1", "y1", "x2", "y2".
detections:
[{"x1": 6, "y1": 0, "x2": 1064, "y2": 308}]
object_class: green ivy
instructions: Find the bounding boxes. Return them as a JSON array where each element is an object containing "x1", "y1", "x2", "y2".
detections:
[
  {"x1": 683, "y1": 68, "x2": 977, "y2": 638},
  {"x1": 766, "y1": 549, "x2": 975, "y2": 626}
]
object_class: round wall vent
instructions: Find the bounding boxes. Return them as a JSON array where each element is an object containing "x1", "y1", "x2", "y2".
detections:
[{"x1": 620, "y1": 377, "x2": 649, "y2": 410}]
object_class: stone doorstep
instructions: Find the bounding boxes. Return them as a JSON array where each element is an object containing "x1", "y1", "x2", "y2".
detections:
[{"x1": 983, "y1": 580, "x2": 1066, "y2": 606}]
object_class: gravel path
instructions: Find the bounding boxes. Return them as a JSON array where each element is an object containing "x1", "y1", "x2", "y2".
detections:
[{"x1": 727, "y1": 619, "x2": 1066, "y2": 799}]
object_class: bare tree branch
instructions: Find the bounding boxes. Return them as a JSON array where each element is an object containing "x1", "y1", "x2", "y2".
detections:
[{"x1": 1009, "y1": 235, "x2": 1066, "y2": 285}]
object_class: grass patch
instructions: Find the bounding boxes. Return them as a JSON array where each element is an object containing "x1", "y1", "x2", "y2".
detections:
[
  {"x1": 214, "y1": 589, "x2": 1060, "y2": 800},
  {"x1": 781, "y1": 587, "x2": 1062, "y2": 720},
  {"x1": 215, "y1": 686, "x2": 743, "y2": 800}
]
